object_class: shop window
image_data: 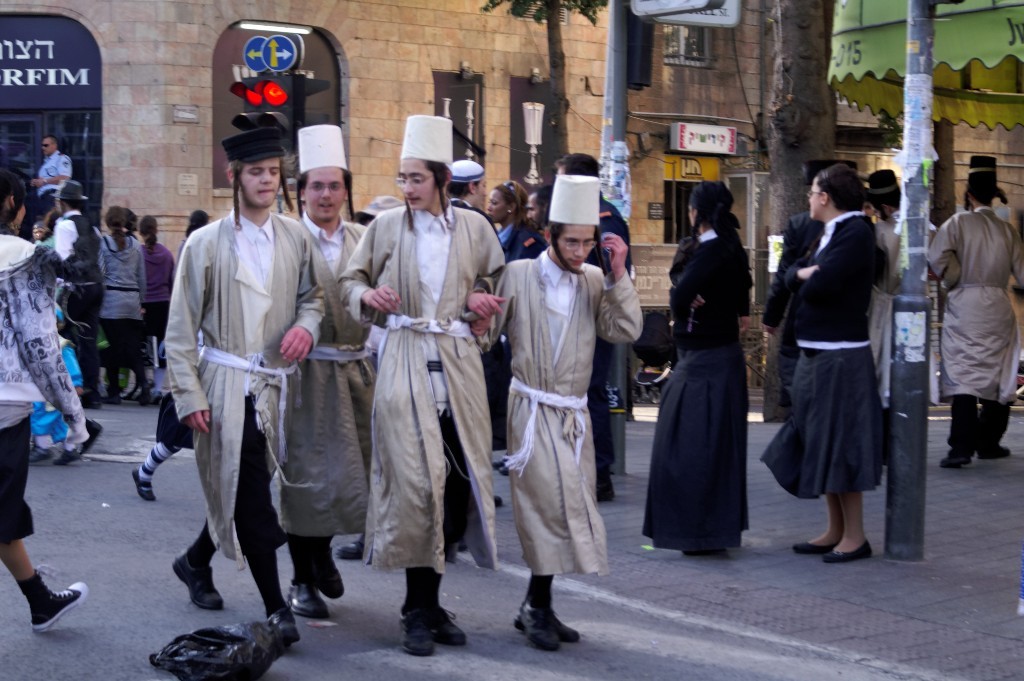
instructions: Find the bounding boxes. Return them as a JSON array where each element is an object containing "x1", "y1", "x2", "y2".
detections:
[{"x1": 664, "y1": 25, "x2": 711, "y2": 67}]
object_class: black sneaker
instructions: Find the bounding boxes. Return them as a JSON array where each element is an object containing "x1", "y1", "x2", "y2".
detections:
[
  {"x1": 426, "y1": 607, "x2": 466, "y2": 646},
  {"x1": 517, "y1": 603, "x2": 560, "y2": 651},
  {"x1": 32, "y1": 582, "x2": 89, "y2": 632},
  {"x1": 29, "y1": 447, "x2": 53, "y2": 464},
  {"x1": 401, "y1": 608, "x2": 435, "y2": 656},
  {"x1": 53, "y1": 447, "x2": 82, "y2": 466},
  {"x1": 515, "y1": 608, "x2": 580, "y2": 643}
]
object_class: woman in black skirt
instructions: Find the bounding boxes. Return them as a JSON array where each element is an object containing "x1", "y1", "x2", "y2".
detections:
[
  {"x1": 761, "y1": 163, "x2": 882, "y2": 564},
  {"x1": 643, "y1": 181, "x2": 752, "y2": 555}
]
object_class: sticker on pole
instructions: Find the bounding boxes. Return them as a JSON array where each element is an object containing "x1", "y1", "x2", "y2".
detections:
[{"x1": 262, "y1": 35, "x2": 298, "y2": 72}]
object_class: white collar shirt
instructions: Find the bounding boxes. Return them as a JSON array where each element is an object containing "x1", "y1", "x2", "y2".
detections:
[
  {"x1": 816, "y1": 210, "x2": 865, "y2": 256},
  {"x1": 539, "y1": 250, "x2": 576, "y2": 352},
  {"x1": 54, "y1": 209, "x2": 83, "y2": 260},
  {"x1": 233, "y1": 211, "x2": 275, "y2": 288},
  {"x1": 302, "y1": 213, "x2": 344, "y2": 269},
  {"x1": 698, "y1": 228, "x2": 718, "y2": 244},
  {"x1": 412, "y1": 206, "x2": 454, "y2": 318}
]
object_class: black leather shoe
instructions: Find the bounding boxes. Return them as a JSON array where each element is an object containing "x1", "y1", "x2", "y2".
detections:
[
  {"x1": 268, "y1": 606, "x2": 301, "y2": 647},
  {"x1": 82, "y1": 419, "x2": 103, "y2": 454},
  {"x1": 401, "y1": 608, "x2": 435, "y2": 656},
  {"x1": 518, "y1": 603, "x2": 560, "y2": 651},
  {"x1": 336, "y1": 536, "x2": 364, "y2": 561},
  {"x1": 288, "y1": 582, "x2": 329, "y2": 619},
  {"x1": 172, "y1": 553, "x2": 223, "y2": 610},
  {"x1": 596, "y1": 478, "x2": 615, "y2": 502},
  {"x1": 977, "y1": 446, "x2": 1011, "y2": 460},
  {"x1": 792, "y1": 541, "x2": 837, "y2": 555},
  {"x1": 822, "y1": 541, "x2": 872, "y2": 564},
  {"x1": 312, "y1": 554, "x2": 344, "y2": 599},
  {"x1": 101, "y1": 394, "x2": 121, "y2": 405},
  {"x1": 81, "y1": 392, "x2": 103, "y2": 409},
  {"x1": 939, "y1": 453, "x2": 972, "y2": 468},
  {"x1": 427, "y1": 607, "x2": 466, "y2": 646},
  {"x1": 515, "y1": 608, "x2": 579, "y2": 643},
  {"x1": 132, "y1": 468, "x2": 156, "y2": 501},
  {"x1": 682, "y1": 548, "x2": 726, "y2": 556}
]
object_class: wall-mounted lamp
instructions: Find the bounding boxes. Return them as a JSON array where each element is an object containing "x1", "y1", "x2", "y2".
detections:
[
  {"x1": 459, "y1": 61, "x2": 473, "y2": 79},
  {"x1": 530, "y1": 67, "x2": 542, "y2": 84}
]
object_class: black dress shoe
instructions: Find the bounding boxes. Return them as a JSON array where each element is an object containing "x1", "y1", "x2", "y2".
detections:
[
  {"x1": 132, "y1": 468, "x2": 156, "y2": 501},
  {"x1": 101, "y1": 394, "x2": 121, "y2": 405},
  {"x1": 81, "y1": 392, "x2": 103, "y2": 409},
  {"x1": 82, "y1": 419, "x2": 103, "y2": 454},
  {"x1": 172, "y1": 553, "x2": 223, "y2": 610},
  {"x1": 426, "y1": 607, "x2": 466, "y2": 646},
  {"x1": 336, "y1": 536, "x2": 364, "y2": 561},
  {"x1": 401, "y1": 608, "x2": 435, "y2": 656},
  {"x1": 288, "y1": 582, "x2": 329, "y2": 619},
  {"x1": 311, "y1": 554, "x2": 344, "y2": 599},
  {"x1": 268, "y1": 607, "x2": 301, "y2": 647},
  {"x1": 515, "y1": 608, "x2": 580, "y2": 643},
  {"x1": 977, "y1": 446, "x2": 1011, "y2": 460},
  {"x1": 517, "y1": 603, "x2": 560, "y2": 651},
  {"x1": 939, "y1": 452, "x2": 972, "y2": 468},
  {"x1": 822, "y1": 541, "x2": 872, "y2": 564},
  {"x1": 596, "y1": 478, "x2": 615, "y2": 502},
  {"x1": 682, "y1": 548, "x2": 726, "y2": 556},
  {"x1": 792, "y1": 541, "x2": 837, "y2": 555}
]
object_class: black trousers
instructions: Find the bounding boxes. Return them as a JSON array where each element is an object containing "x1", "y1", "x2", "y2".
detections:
[
  {"x1": 589, "y1": 339, "x2": 613, "y2": 481},
  {"x1": 949, "y1": 394, "x2": 1011, "y2": 458},
  {"x1": 65, "y1": 283, "x2": 104, "y2": 396},
  {"x1": 439, "y1": 412, "x2": 471, "y2": 547},
  {"x1": 100, "y1": 317, "x2": 147, "y2": 397},
  {"x1": 233, "y1": 399, "x2": 288, "y2": 555},
  {"x1": 0, "y1": 417, "x2": 33, "y2": 543}
]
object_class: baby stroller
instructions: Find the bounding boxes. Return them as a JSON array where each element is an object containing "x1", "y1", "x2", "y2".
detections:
[{"x1": 633, "y1": 311, "x2": 674, "y2": 404}]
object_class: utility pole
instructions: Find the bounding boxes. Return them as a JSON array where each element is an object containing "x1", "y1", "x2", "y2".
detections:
[
  {"x1": 601, "y1": 0, "x2": 630, "y2": 475},
  {"x1": 886, "y1": 0, "x2": 936, "y2": 561}
]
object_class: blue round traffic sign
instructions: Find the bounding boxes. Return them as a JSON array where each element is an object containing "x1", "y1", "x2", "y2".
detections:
[
  {"x1": 242, "y1": 36, "x2": 267, "y2": 72},
  {"x1": 261, "y1": 34, "x2": 298, "y2": 72}
]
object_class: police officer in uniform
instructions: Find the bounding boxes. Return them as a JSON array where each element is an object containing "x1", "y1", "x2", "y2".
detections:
[{"x1": 30, "y1": 136, "x2": 72, "y2": 219}]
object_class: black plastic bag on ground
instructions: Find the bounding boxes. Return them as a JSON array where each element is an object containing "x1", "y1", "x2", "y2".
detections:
[{"x1": 150, "y1": 621, "x2": 284, "y2": 681}]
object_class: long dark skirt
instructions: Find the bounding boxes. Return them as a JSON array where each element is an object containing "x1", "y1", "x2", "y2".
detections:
[
  {"x1": 762, "y1": 346, "x2": 882, "y2": 499},
  {"x1": 643, "y1": 342, "x2": 748, "y2": 551}
]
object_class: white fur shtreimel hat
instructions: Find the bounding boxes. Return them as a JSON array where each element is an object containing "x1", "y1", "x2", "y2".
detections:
[
  {"x1": 550, "y1": 174, "x2": 601, "y2": 226},
  {"x1": 298, "y1": 125, "x2": 347, "y2": 174},
  {"x1": 400, "y1": 115, "x2": 453, "y2": 164}
]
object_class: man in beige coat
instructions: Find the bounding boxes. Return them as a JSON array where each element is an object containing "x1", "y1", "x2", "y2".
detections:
[
  {"x1": 280, "y1": 125, "x2": 374, "y2": 619},
  {"x1": 165, "y1": 127, "x2": 323, "y2": 647},
  {"x1": 492, "y1": 175, "x2": 641, "y2": 651},
  {"x1": 928, "y1": 155, "x2": 1024, "y2": 468},
  {"x1": 340, "y1": 115, "x2": 505, "y2": 657}
]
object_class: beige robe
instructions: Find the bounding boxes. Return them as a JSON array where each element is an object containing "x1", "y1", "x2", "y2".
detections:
[
  {"x1": 339, "y1": 206, "x2": 504, "y2": 573},
  {"x1": 494, "y1": 259, "x2": 642, "y2": 576},
  {"x1": 928, "y1": 207, "x2": 1024, "y2": 403},
  {"x1": 166, "y1": 216, "x2": 323, "y2": 562},
  {"x1": 280, "y1": 221, "x2": 374, "y2": 537},
  {"x1": 868, "y1": 215, "x2": 901, "y2": 408}
]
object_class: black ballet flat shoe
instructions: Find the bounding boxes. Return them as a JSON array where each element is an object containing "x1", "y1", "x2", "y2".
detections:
[
  {"x1": 792, "y1": 541, "x2": 837, "y2": 555},
  {"x1": 822, "y1": 541, "x2": 872, "y2": 564}
]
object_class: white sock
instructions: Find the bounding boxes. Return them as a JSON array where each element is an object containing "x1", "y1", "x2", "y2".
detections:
[{"x1": 35, "y1": 435, "x2": 53, "y2": 449}]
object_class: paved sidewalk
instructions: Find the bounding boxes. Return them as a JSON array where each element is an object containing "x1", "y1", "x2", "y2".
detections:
[{"x1": 498, "y1": 401, "x2": 1024, "y2": 681}]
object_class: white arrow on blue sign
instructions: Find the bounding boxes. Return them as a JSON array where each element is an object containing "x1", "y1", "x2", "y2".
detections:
[
  {"x1": 261, "y1": 34, "x2": 297, "y2": 72},
  {"x1": 243, "y1": 36, "x2": 268, "y2": 72}
]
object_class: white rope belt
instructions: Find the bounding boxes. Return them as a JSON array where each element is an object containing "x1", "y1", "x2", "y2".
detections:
[
  {"x1": 305, "y1": 345, "x2": 369, "y2": 362},
  {"x1": 384, "y1": 314, "x2": 473, "y2": 338},
  {"x1": 504, "y1": 376, "x2": 588, "y2": 474},
  {"x1": 199, "y1": 346, "x2": 297, "y2": 463}
]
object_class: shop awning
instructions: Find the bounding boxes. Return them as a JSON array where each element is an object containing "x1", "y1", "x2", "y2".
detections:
[{"x1": 829, "y1": 0, "x2": 1024, "y2": 130}]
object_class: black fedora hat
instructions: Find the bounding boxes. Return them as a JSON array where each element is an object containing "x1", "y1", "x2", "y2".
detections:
[
  {"x1": 55, "y1": 180, "x2": 87, "y2": 201},
  {"x1": 867, "y1": 169, "x2": 900, "y2": 205},
  {"x1": 967, "y1": 155, "x2": 998, "y2": 195}
]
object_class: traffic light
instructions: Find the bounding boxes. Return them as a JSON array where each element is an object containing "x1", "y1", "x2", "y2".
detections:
[{"x1": 229, "y1": 74, "x2": 330, "y2": 149}]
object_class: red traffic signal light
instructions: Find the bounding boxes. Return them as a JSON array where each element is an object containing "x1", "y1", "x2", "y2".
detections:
[{"x1": 229, "y1": 79, "x2": 291, "y2": 108}]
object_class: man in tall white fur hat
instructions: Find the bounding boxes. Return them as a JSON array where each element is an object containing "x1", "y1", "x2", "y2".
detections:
[
  {"x1": 488, "y1": 174, "x2": 641, "y2": 650},
  {"x1": 277, "y1": 125, "x2": 376, "y2": 620},
  {"x1": 340, "y1": 115, "x2": 505, "y2": 657}
]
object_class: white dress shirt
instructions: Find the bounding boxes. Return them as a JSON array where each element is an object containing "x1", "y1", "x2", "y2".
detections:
[
  {"x1": 54, "y1": 210, "x2": 82, "y2": 260},
  {"x1": 815, "y1": 210, "x2": 864, "y2": 256},
  {"x1": 233, "y1": 211, "x2": 275, "y2": 288},
  {"x1": 539, "y1": 250, "x2": 576, "y2": 356},
  {"x1": 302, "y1": 213, "x2": 344, "y2": 269},
  {"x1": 413, "y1": 206, "x2": 455, "y2": 411}
]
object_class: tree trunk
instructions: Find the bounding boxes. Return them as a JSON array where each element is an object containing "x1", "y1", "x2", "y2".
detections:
[
  {"x1": 762, "y1": 0, "x2": 837, "y2": 422},
  {"x1": 931, "y1": 119, "x2": 955, "y2": 227},
  {"x1": 546, "y1": 0, "x2": 570, "y2": 158}
]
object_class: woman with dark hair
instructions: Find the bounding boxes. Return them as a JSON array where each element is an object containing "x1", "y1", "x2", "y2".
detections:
[
  {"x1": 179, "y1": 209, "x2": 209, "y2": 260},
  {"x1": 487, "y1": 180, "x2": 546, "y2": 262},
  {"x1": 643, "y1": 181, "x2": 752, "y2": 556},
  {"x1": 138, "y1": 215, "x2": 175, "y2": 398},
  {"x1": 98, "y1": 205, "x2": 149, "y2": 405},
  {"x1": 762, "y1": 163, "x2": 882, "y2": 563},
  {"x1": 340, "y1": 115, "x2": 505, "y2": 657},
  {"x1": 0, "y1": 167, "x2": 90, "y2": 631}
]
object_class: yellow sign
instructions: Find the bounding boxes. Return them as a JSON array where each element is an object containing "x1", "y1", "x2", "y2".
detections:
[{"x1": 664, "y1": 156, "x2": 720, "y2": 182}]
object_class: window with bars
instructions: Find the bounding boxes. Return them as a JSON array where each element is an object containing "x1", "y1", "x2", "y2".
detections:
[
  {"x1": 514, "y1": 2, "x2": 570, "y2": 24},
  {"x1": 663, "y1": 25, "x2": 711, "y2": 67}
]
